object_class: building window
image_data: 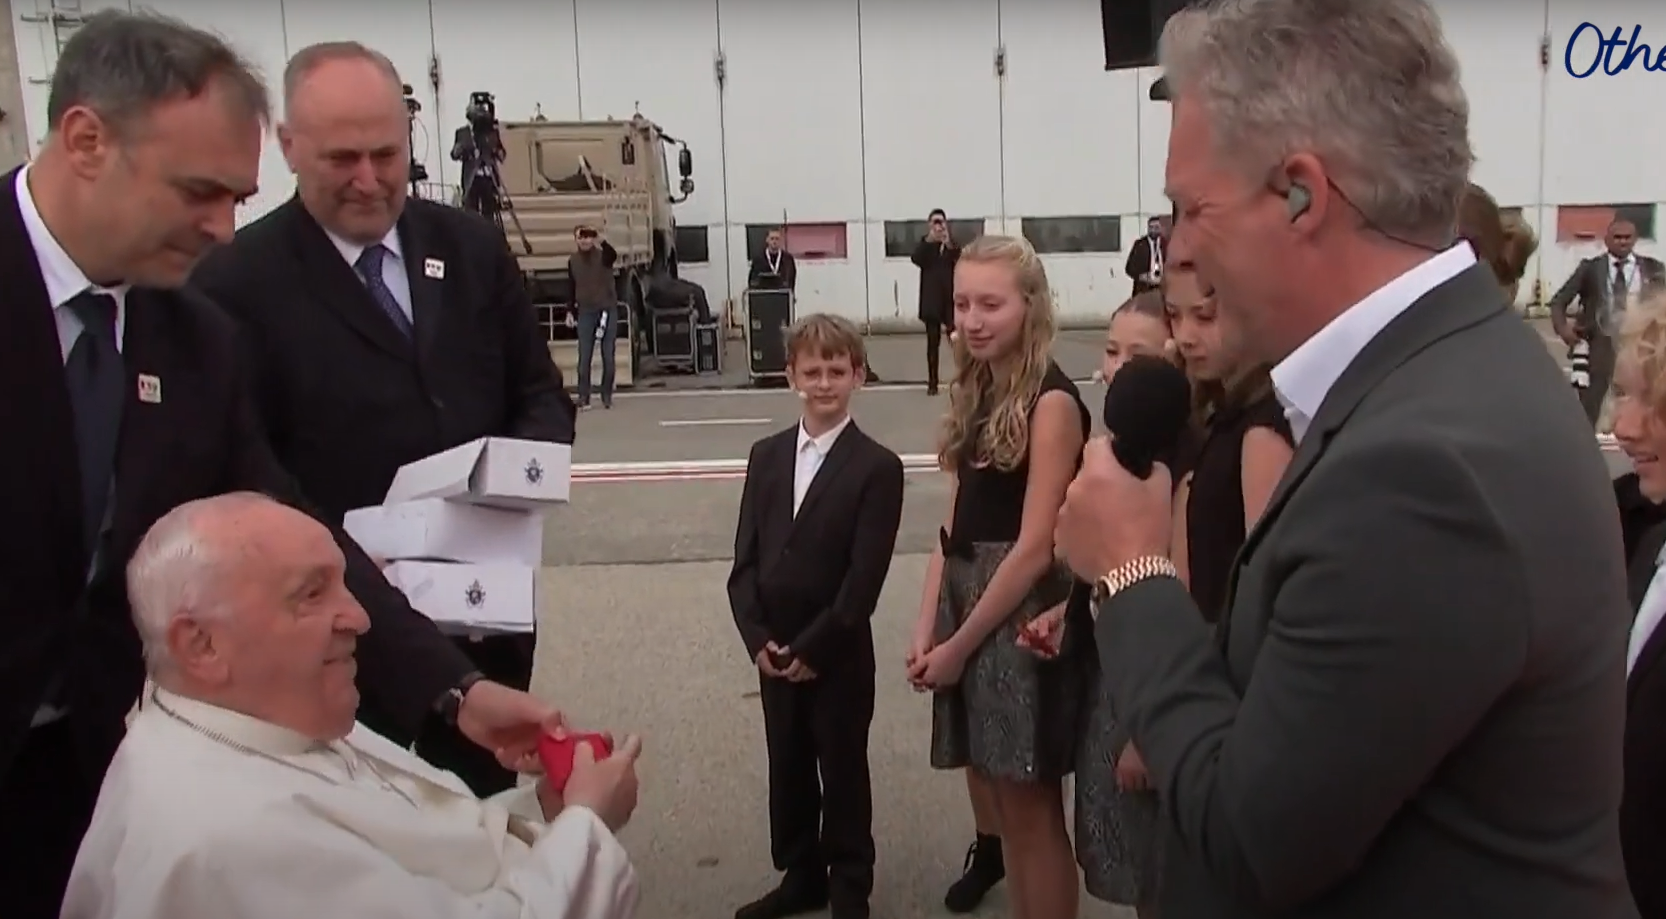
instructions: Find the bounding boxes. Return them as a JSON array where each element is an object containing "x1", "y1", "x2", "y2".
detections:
[
  {"x1": 673, "y1": 224, "x2": 709, "y2": 264},
  {"x1": 746, "y1": 222, "x2": 850, "y2": 261},
  {"x1": 1020, "y1": 216, "x2": 1124, "y2": 254},
  {"x1": 1556, "y1": 203, "x2": 1657, "y2": 243},
  {"x1": 882, "y1": 219, "x2": 986, "y2": 258}
]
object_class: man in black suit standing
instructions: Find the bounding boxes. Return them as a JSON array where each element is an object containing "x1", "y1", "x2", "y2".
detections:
[
  {"x1": 1550, "y1": 218, "x2": 1666, "y2": 425},
  {"x1": 1055, "y1": 2, "x2": 1635, "y2": 918},
  {"x1": 728, "y1": 315, "x2": 905, "y2": 919},
  {"x1": 1124, "y1": 216, "x2": 1166, "y2": 295},
  {"x1": 910, "y1": 209, "x2": 958, "y2": 395},
  {"x1": 0, "y1": 14, "x2": 566, "y2": 919},
  {"x1": 749, "y1": 226, "x2": 798, "y2": 293},
  {"x1": 191, "y1": 41, "x2": 576, "y2": 797}
]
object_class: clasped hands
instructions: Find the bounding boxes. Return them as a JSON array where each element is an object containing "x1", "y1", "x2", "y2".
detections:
[{"x1": 757, "y1": 642, "x2": 818, "y2": 682}]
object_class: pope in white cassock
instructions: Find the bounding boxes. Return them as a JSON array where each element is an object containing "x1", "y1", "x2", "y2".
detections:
[{"x1": 61, "y1": 492, "x2": 643, "y2": 919}]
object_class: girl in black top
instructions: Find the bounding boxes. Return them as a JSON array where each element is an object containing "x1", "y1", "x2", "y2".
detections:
[
  {"x1": 1166, "y1": 262, "x2": 1295, "y2": 620},
  {"x1": 909, "y1": 234, "x2": 1090, "y2": 919},
  {"x1": 1069, "y1": 290, "x2": 1176, "y2": 916}
]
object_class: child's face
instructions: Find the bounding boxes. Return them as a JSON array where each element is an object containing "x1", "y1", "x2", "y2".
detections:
[
  {"x1": 1166, "y1": 267, "x2": 1239, "y2": 382},
  {"x1": 953, "y1": 259, "x2": 1028, "y2": 362},
  {"x1": 788, "y1": 350, "x2": 862, "y2": 419},
  {"x1": 1103, "y1": 310, "x2": 1170, "y2": 382}
]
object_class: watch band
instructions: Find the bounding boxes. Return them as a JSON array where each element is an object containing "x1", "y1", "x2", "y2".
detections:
[
  {"x1": 1091, "y1": 555, "x2": 1181, "y2": 617},
  {"x1": 436, "y1": 670, "x2": 486, "y2": 727}
]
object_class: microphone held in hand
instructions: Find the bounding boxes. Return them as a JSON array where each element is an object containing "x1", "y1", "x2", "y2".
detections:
[{"x1": 1102, "y1": 355, "x2": 1193, "y2": 478}]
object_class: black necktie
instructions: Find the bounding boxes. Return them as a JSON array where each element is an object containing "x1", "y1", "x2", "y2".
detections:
[
  {"x1": 65, "y1": 291, "x2": 123, "y2": 548},
  {"x1": 1614, "y1": 259, "x2": 1630, "y2": 311}
]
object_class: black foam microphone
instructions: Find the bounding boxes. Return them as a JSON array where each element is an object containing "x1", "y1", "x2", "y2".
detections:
[{"x1": 1102, "y1": 355, "x2": 1193, "y2": 478}]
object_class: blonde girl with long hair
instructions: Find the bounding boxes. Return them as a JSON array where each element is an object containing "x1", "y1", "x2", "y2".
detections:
[{"x1": 907, "y1": 235, "x2": 1091, "y2": 919}]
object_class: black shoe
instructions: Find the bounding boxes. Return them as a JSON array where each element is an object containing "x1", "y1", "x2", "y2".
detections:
[
  {"x1": 943, "y1": 834, "x2": 1004, "y2": 914},
  {"x1": 734, "y1": 881, "x2": 829, "y2": 919},
  {"x1": 829, "y1": 906, "x2": 870, "y2": 919},
  {"x1": 926, "y1": 383, "x2": 939, "y2": 396}
]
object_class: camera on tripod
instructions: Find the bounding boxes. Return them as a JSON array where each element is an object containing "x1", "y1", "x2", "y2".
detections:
[{"x1": 465, "y1": 91, "x2": 497, "y2": 135}]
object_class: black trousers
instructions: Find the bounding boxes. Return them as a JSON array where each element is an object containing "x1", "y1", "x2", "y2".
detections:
[
  {"x1": 415, "y1": 633, "x2": 536, "y2": 796},
  {"x1": 924, "y1": 319, "x2": 952, "y2": 387},
  {"x1": 760, "y1": 664, "x2": 877, "y2": 909},
  {"x1": 0, "y1": 718, "x2": 98, "y2": 919}
]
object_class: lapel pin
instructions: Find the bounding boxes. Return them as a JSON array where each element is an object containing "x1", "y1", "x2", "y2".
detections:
[
  {"x1": 424, "y1": 258, "x2": 446, "y2": 279},
  {"x1": 137, "y1": 374, "x2": 162, "y2": 404}
]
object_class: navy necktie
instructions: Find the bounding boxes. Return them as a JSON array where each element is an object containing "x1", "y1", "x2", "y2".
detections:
[
  {"x1": 65, "y1": 291, "x2": 123, "y2": 548},
  {"x1": 354, "y1": 244, "x2": 413, "y2": 338}
]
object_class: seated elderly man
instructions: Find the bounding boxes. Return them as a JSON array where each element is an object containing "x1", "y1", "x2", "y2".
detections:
[{"x1": 63, "y1": 492, "x2": 643, "y2": 919}]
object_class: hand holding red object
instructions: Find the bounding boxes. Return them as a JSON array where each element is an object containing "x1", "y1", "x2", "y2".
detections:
[{"x1": 537, "y1": 731, "x2": 615, "y2": 793}]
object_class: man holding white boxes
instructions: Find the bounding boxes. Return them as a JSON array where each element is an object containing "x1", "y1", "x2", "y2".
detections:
[{"x1": 192, "y1": 43, "x2": 577, "y2": 795}]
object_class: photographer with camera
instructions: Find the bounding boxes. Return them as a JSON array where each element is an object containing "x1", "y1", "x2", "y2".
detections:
[
  {"x1": 452, "y1": 92, "x2": 505, "y2": 215},
  {"x1": 192, "y1": 42, "x2": 576, "y2": 799},
  {"x1": 569, "y1": 225, "x2": 620, "y2": 410}
]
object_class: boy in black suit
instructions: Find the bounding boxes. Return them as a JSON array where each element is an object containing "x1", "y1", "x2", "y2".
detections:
[{"x1": 728, "y1": 314, "x2": 906, "y2": 919}]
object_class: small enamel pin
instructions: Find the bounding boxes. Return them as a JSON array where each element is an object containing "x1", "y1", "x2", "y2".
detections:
[
  {"x1": 424, "y1": 258, "x2": 446, "y2": 279},
  {"x1": 137, "y1": 374, "x2": 161, "y2": 404}
]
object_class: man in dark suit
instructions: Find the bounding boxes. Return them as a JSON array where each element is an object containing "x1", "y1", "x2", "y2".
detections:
[
  {"x1": 749, "y1": 226, "x2": 798, "y2": 292},
  {"x1": 728, "y1": 315, "x2": 905, "y2": 919},
  {"x1": 0, "y1": 14, "x2": 564, "y2": 919},
  {"x1": 1055, "y1": 3, "x2": 1636, "y2": 917},
  {"x1": 1610, "y1": 356, "x2": 1666, "y2": 919},
  {"x1": 1621, "y1": 511, "x2": 1666, "y2": 919},
  {"x1": 191, "y1": 41, "x2": 575, "y2": 797},
  {"x1": 1124, "y1": 216, "x2": 1166, "y2": 295},
  {"x1": 1550, "y1": 218, "x2": 1666, "y2": 425},
  {"x1": 910, "y1": 208, "x2": 959, "y2": 395}
]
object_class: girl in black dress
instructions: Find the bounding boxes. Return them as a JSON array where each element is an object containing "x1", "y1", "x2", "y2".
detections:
[
  {"x1": 1069, "y1": 290, "x2": 1176, "y2": 916},
  {"x1": 1165, "y1": 261, "x2": 1295, "y2": 620},
  {"x1": 909, "y1": 234, "x2": 1090, "y2": 919}
]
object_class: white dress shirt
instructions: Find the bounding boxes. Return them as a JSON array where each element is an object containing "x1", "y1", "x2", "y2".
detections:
[
  {"x1": 1612, "y1": 255, "x2": 1642, "y2": 297},
  {"x1": 326, "y1": 226, "x2": 415, "y2": 323},
  {"x1": 1631, "y1": 542, "x2": 1666, "y2": 675},
  {"x1": 66, "y1": 689, "x2": 640, "y2": 919},
  {"x1": 1272, "y1": 244, "x2": 1478, "y2": 444},
  {"x1": 793, "y1": 415, "x2": 852, "y2": 516},
  {"x1": 15, "y1": 164, "x2": 130, "y2": 360}
]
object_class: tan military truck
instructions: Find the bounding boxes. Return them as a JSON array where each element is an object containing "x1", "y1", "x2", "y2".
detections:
[{"x1": 493, "y1": 114, "x2": 695, "y2": 388}]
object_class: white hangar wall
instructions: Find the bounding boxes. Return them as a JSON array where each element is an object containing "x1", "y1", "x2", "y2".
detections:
[{"x1": 8, "y1": 0, "x2": 1666, "y2": 327}]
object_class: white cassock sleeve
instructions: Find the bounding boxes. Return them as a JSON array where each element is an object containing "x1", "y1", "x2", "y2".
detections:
[{"x1": 124, "y1": 804, "x2": 639, "y2": 919}]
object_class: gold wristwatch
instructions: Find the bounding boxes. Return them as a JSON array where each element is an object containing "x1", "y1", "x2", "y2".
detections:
[{"x1": 1090, "y1": 555, "x2": 1180, "y2": 619}]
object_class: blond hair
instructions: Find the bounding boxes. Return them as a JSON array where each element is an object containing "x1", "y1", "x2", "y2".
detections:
[
  {"x1": 785, "y1": 313, "x2": 866, "y2": 368},
  {"x1": 1619, "y1": 290, "x2": 1666, "y2": 418},
  {"x1": 937, "y1": 234, "x2": 1057, "y2": 472}
]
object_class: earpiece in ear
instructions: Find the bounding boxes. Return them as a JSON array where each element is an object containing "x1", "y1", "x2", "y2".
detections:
[{"x1": 1286, "y1": 183, "x2": 1312, "y2": 222}]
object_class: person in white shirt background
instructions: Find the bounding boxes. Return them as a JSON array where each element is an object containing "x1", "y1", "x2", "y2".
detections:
[
  {"x1": 64, "y1": 492, "x2": 644, "y2": 919},
  {"x1": 1606, "y1": 291, "x2": 1666, "y2": 919}
]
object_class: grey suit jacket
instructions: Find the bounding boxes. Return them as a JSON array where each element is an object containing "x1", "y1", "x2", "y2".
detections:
[
  {"x1": 1550, "y1": 254, "x2": 1666, "y2": 338},
  {"x1": 1100, "y1": 264, "x2": 1638, "y2": 918}
]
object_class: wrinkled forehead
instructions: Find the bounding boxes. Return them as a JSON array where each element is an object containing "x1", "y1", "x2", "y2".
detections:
[{"x1": 138, "y1": 88, "x2": 263, "y2": 193}]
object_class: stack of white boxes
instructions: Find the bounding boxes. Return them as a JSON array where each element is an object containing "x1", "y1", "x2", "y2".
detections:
[{"x1": 343, "y1": 437, "x2": 572, "y2": 635}]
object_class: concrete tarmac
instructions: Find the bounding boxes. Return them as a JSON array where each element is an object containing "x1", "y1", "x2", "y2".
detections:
[{"x1": 530, "y1": 375, "x2": 1627, "y2": 919}]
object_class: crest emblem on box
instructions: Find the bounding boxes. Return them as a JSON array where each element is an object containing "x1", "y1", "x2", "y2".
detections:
[
  {"x1": 464, "y1": 580, "x2": 486, "y2": 607},
  {"x1": 524, "y1": 458, "x2": 544, "y2": 485}
]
